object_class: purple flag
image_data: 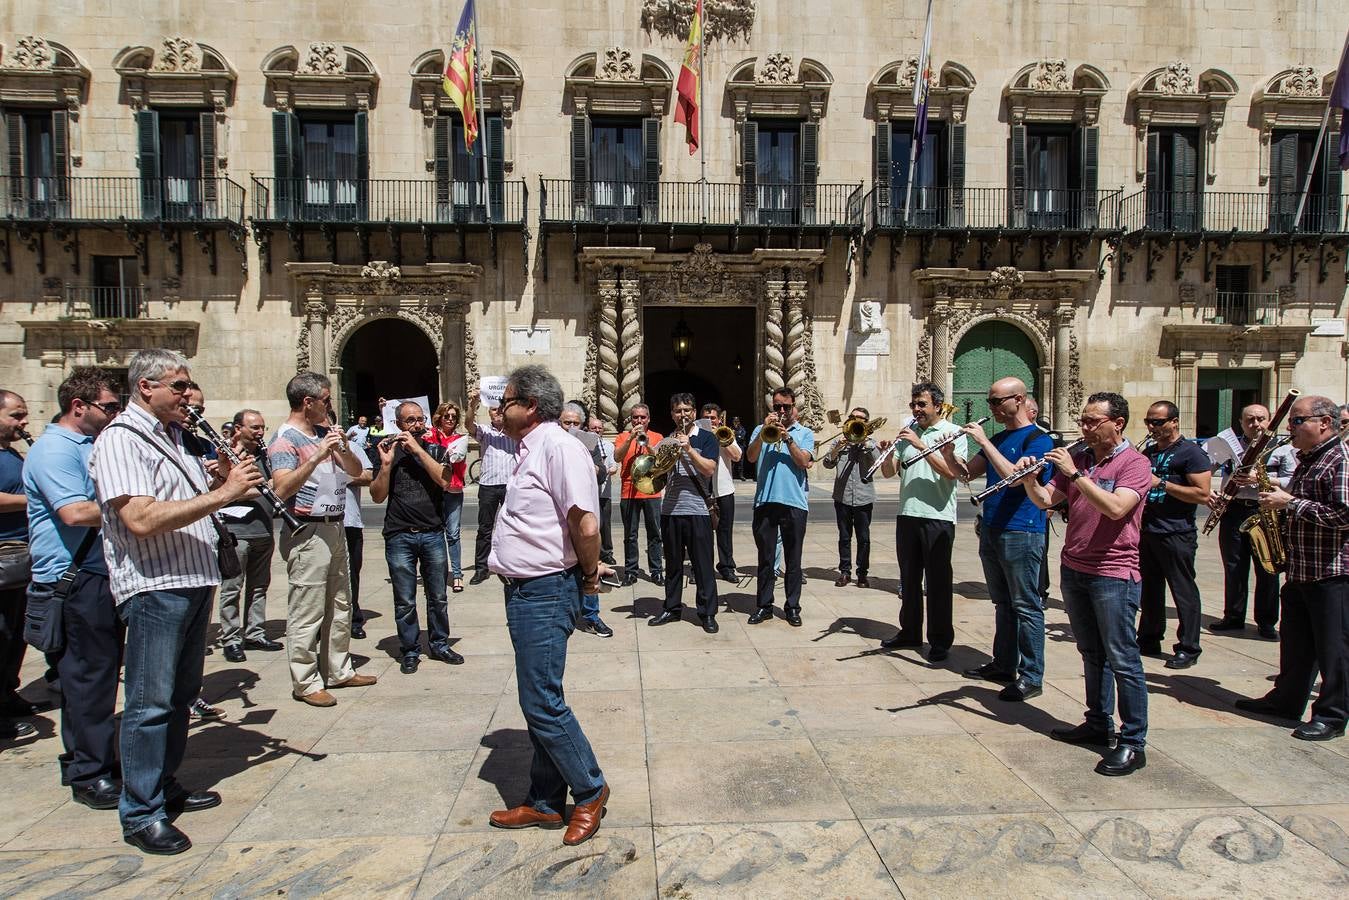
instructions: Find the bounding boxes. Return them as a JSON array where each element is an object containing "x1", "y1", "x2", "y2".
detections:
[{"x1": 1333, "y1": 35, "x2": 1349, "y2": 169}]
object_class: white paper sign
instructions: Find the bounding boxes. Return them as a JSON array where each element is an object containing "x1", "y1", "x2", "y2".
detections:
[
  {"x1": 479, "y1": 376, "x2": 508, "y2": 408},
  {"x1": 381, "y1": 396, "x2": 431, "y2": 433}
]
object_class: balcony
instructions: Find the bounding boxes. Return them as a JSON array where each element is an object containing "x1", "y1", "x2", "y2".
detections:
[
  {"x1": 538, "y1": 180, "x2": 862, "y2": 229},
  {"x1": 250, "y1": 178, "x2": 528, "y2": 226},
  {"x1": 1118, "y1": 191, "x2": 1348, "y2": 235},
  {"x1": 861, "y1": 187, "x2": 1122, "y2": 233},
  {"x1": 1, "y1": 176, "x2": 246, "y2": 225},
  {"x1": 1198, "y1": 291, "x2": 1282, "y2": 326},
  {"x1": 63, "y1": 285, "x2": 149, "y2": 320}
]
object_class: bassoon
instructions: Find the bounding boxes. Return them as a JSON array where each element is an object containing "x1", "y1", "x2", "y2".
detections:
[{"x1": 1203, "y1": 389, "x2": 1299, "y2": 535}]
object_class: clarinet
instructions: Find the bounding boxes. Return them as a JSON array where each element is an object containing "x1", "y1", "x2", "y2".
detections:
[
  {"x1": 16, "y1": 428, "x2": 34, "y2": 447},
  {"x1": 185, "y1": 407, "x2": 304, "y2": 535},
  {"x1": 971, "y1": 439, "x2": 1089, "y2": 505}
]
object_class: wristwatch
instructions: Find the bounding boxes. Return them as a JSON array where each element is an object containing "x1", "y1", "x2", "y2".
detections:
[
  {"x1": 1069, "y1": 471, "x2": 1084, "y2": 481},
  {"x1": 783, "y1": 434, "x2": 794, "y2": 445}
]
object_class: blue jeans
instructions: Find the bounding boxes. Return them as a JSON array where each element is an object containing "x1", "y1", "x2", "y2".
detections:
[
  {"x1": 979, "y1": 528, "x2": 1046, "y2": 684},
  {"x1": 503, "y1": 570, "x2": 605, "y2": 812},
  {"x1": 386, "y1": 530, "x2": 449, "y2": 657},
  {"x1": 117, "y1": 586, "x2": 213, "y2": 835},
  {"x1": 1060, "y1": 566, "x2": 1149, "y2": 749},
  {"x1": 581, "y1": 592, "x2": 601, "y2": 622},
  {"x1": 444, "y1": 492, "x2": 464, "y2": 580}
]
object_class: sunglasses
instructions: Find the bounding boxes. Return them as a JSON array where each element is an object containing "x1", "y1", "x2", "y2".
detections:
[
  {"x1": 1142, "y1": 417, "x2": 1176, "y2": 427},
  {"x1": 87, "y1": 400, "x2": 123, "y2": 415},
  {"x1": 152, "y1": 379, "x2": 194, "y2": 394},
  {"x1": 499, "y1": 397, "x2": 525, "y2": 411},
  {"x1": 772, "y1": 404, "x2": 793, "y2": 412},
  {"x1": 986, "y1": 395, "x2": 1017, "y2": 406},
  {"x1": 1290, "y1": 414, "x2": 1330, "y2": 427}
]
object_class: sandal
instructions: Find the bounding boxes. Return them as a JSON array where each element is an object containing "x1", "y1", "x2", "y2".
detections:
[{"x1": 452, "y1": 578, "x2": 464, "y2": 593}]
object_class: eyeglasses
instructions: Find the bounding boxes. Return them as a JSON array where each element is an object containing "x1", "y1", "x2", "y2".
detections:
[
  {"x1": 1142, "y1": 417, "x2": 1176, "y2": 427},
  {"x1": 401, "y1": 416, "x2": 426, "y2": 424},
  {"x1": 1290, "y1": 414, "x2": 1330, "y2": 427},
  {"x1": 499, "y1": 396, "x2": 525, "y2": 412},
  {"x1": 87, "y1": 400, "x2": 122, "y2": 415},
  {"x1": 772, "y1": 404, "x2": 793, "y2": 412},
  {"x1": 908, "y1": 401, "x2": 929, "y2": 409},
  {"x1": 1076, "y1": 415, "x2": 1112, "y2": 428},
  {"x1": 986, "y1": 395, "x2": 1017, "y2": 406},
  {"x1": 152, "y1": 379, "x2": 193, "y2": 394}
]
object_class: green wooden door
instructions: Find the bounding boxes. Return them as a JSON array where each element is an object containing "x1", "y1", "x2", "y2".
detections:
[
  {"x1": 951, "y1": 321, "x2": 1039, "y2": 435},
  {"x1": 1196, "y1": 369, "x2": 1264, "y2": 438}
]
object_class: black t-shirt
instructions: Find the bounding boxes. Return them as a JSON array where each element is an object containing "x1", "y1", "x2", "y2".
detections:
[
  {"x1": 375, "y1": 439, "x2": 448, "y2": 534},
  {"x1": 1142, "y1": 438, "x2": 1211, "y2": 533}
]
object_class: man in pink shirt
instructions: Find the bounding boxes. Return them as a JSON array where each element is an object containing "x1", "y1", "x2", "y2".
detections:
[
  {"x1": 1018, "y1": 391, "x2": 1152, "y2": 777},
  {"x1": 486, "y1": 365, "x2": 613, "y2": 846}
]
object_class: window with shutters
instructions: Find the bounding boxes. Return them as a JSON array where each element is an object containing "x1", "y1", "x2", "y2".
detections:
[
  {"x1": 889, "y1": 121, "x2": 947, "y2": 226},
  {"x1": 271, "y1": 111, "x2": 368, "y2": 222},
  {"x1": 433, "y1": 112, "x2": 505, "y2": 223},
  {"x1": 590, "y1": 118, "x2": 643, "y2": 222},
  {"x1": 2, "y1": 110, "x2": 71, "y2": 217},
  {"x1": 1145, "y1": 128, "x2": 1201, "y2": 232},
  {"x1": 1268, "y1": 129, "x2": 1342, "y2": 233},
  {"x1": 138, "y1": 111, "x2": 219, "y2": 220}
]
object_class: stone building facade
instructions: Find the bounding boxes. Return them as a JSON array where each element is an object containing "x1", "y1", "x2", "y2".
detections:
[{"x1": 0, "y1": 2, "x2": 1344, "y2": 439}]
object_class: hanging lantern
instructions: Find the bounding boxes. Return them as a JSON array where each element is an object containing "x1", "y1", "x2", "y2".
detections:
[{"x1": 672, "y1": 317, "x2": 693, "y2": 368}]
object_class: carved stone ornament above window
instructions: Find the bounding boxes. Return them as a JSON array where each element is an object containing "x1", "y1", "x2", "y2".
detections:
[
  {"x1": 0, "y1": 36, "x2": 89, "y2": 114},
  {"x1": 868, "y1": 59, "x2": 975, "y2": 123},
  {"x1": 1251, "y1": 66, "x2": 1337, "y2": 184},
  {"x1": 726, "y1": 54, "x2": 832, "y2": 122},
  {"x1": 411, "y1": 50, "x2": 523, "y2": 171},
  {"x1": 1004, "y1": 59, "x2": 1110, "y2": 125},
  {"x1": 565, "y1": 49, "x2": 673, "y2": 117},
  {"x1": 1129, "y1": 61, "x2": 1237, "y2": 183},
  {"x1": 641, "y1": 0, "x2": 757, "y2": 42},
  {"x1": 261, "y1": 43, "x2": 379, "y2": 110},
  {"x1": 113, "y1": 38, "x2": 236, "y2": 113}
]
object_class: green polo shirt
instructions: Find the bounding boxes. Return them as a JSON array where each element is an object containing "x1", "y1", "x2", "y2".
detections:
[{"x1": 897, "y1": 419, "x2": 966, "y2": 522}]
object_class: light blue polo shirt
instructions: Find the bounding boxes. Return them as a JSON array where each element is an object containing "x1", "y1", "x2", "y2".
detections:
[
  {"x1": 750, "y1": 422, "x2": 815, "y2": 511},
  {"x1": 24, "y1": 423, "x2": 107, "y2": 582}
]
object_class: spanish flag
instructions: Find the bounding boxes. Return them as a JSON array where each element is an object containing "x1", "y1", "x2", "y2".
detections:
[
  {"x1": 673, "y1": 0, "x2": 703, "y2": 154},
  {"x1": 443, "y1": 0, "x2": 479, "y2": 152}
]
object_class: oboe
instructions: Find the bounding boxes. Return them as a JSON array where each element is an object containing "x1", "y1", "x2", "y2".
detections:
[
  {"x1": 971, "y1": 439, "x2": 1088, "y2": 505},
  {"x1": 185, "y1": 407, "x2": 304, "y2": 535}
]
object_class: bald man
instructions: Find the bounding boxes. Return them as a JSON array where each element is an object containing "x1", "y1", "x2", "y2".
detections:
[{"x1": 955, "y1": 377, "x2": 1053, "y2": 701}]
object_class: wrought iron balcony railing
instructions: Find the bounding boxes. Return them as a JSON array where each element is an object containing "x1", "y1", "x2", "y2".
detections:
[
  {"x1": 249, "y1": 177, "x2": 528, "y2": 225},
  {"x1": 1197, "y1": 291, "x2": 1283, "y2": 326},
  {"x1": 538, "y1": 179, "x2": 863, "y2": 228},
  {"x1": 63, "y1": 285, "x2": 149, "y2": 320},
  {"x1": 1118, "y1": 191, "x2": 1348, "y2": 235},
  {"x1": 1, "y1": 176, "x2": 246, "y2": 225},
  {"x1": 861, "y1": 186, "x2": 1122, "y2": 232}
]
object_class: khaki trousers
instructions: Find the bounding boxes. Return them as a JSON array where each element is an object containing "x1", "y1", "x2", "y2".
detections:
[{"x1": 280, "y1": 521, "x2": 355, "y2": 695}]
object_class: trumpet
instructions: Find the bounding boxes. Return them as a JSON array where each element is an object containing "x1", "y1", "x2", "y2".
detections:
[
  {"x1": 761, "y1": 421, "x2": 784, "y2": 444},
  {"x1": 820, "y1": 416, "x2": 888, "y2": 447},
  {"x1": 971, "y1": 439, "x2": 1088, "y2": 505},
  {"x1": 185, "y1": 407, "x2": 305, "y2": 535}
]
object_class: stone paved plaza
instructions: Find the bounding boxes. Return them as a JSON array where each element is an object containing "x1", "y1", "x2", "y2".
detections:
[{"x1": 3, "y1": 490, "x2": 1349, "y2": 897}]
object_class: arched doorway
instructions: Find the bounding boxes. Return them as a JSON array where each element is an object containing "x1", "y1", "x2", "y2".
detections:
[
  {"x1": 642, "y1": 306, "x2": 757, "y2": 435},
  {"x1": 338, "y1": 318, "x2": 440, "y2": 427},
  {"x1": 951, "y1": 320, "x2": 1040, "y2": 434}
]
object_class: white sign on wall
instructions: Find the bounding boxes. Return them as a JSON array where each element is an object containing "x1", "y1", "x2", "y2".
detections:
[{"x1": 509, "y1": 326, "x2": 552, "y2": 356}]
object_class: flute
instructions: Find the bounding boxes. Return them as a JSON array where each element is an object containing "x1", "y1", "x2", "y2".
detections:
[
  {"x1": 185, "y1": 407, "x2": 305, "y2": 535},
  {"x1": 971, "y1": 439, "x2": 1088, "y2": 505},
  {"x1": 901, "y1": 417, "x2": 990, "y2": 470}
]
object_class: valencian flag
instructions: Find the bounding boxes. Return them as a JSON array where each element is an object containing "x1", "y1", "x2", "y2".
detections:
[
  {"x1": 674, "y1": 0, "x2": 703, "y2": 153},
  {"x1": 443, "y1": 0, "x2": 479, "y2": 151}
]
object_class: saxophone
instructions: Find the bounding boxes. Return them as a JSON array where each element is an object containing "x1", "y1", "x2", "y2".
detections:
[{"x1": 1238, "y1": 440, "x2": 1287, "y2": 575}]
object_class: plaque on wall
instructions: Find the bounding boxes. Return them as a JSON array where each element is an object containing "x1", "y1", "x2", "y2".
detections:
[{"x1": 509, "y1": 326, "x2": 552, "y2": 356}]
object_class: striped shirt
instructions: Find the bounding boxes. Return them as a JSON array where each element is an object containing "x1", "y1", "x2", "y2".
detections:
[
  {"x1": 474, "y1": 422, "x2": 518, "y2": 487},
  {"x1": 1285, "y1": 436, "x2": 1349, "y2": 584},
  {"x1": 267, "y1": 423, "x2": 349, "y2": 517},
  {"x1": 89, "y1": 403, "x2": 220, "y2": 604}
]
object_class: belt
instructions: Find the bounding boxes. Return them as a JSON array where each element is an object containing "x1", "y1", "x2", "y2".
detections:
[
  {"x1": 502, "y1": 565, "x2": 581, "y2": 589},
  {"x1": 388, "y1": 526, "x2": 442, "y2": 534},
  {"x1": 294, "y1": 514, "x2": 342, "y2": 524}
]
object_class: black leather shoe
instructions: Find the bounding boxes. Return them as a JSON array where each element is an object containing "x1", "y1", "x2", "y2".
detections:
[
  {"x1": 1095, "y1": 745, "x2": 1146, "y2": 776},
  {"x1": 648, "y1": 610, "x2": 682, "y2": 627},
  {"x1": 125, "y1": 820, "x2": 191, "y2": 855},
  {"x1": 927, "y1": 647, "x2": 949, "y2": 662},
  {"x1": 1208, "y1": 619, "x2": 1245, "y2": 632},
  {"x1": 702, "y1": 617, "x2": 719, "y2": 634},
  {"x1": 468, "y1": 571, "x2": 492, "y2": 586},
  {"x1": 834, "y1": 574, "x2": 851, "y2": 587},
  {"x1": 747, "y1": 607, "x2": 774, "y2": 625},
  {"x1": 244, "y1": 639, "x2": 284, "y2": 652},
  {"x1": 1137, "y1": 640, "x2": 1163, "y2": 656},
  {"x1": 1164, "y1": 650, "x2": 1200, "y2": 670},
  {"x1": 999, "y1": 678, "x2": 1043, "y2": 702},
  {"x1": 72, "y1": 776, "x2": 121, "y2": 810},
  {"x1": 223, "y1": 645, "x2": 246, "y2": 663},
  {"x1": 855, "y1": 575, "x2": 870, "y2": 588},
  {"x1": 720, "y1": 570, "x2": 739, "y2": 584},
  {"x1": 1293, "y1": 720, "x2": 1346, "y2": 741},
  {"x1": 400, "y1": 655, "x2": 420, "y2": 674},
  {"x1": 880, "y1": 632, "x2": 922, "y2": 650},
  {"x1": 963, "y1": 662, "x2": 1015, "y2": 684},
  {"x1": 785, "y1": 609, "x2": 802, "y2": 627},
  {"x1": 166, "y1": 786, "x2": 222, "y2": 813},
  {"x1": 429, "y1": 648, "x2": 465, "y2": 665},
  {"x1": 0, "y1": 719, "x2": 37, "y2": 740},
  {"x1": 350, "y1": 624, "x2": 367, "y2": 639},
  {"x1": 1257, "y1": 625, "x2": 1279, "y2": 640},
  {"x1": 1051, "y1": 722, "x2": 1116, "y2": 746},
  {"x1": 651, "y1": 574, "x2": 666, "y2": 586},
  {"x1": 1234, "y1": 695, "x2": 1302, "y2": 719}
]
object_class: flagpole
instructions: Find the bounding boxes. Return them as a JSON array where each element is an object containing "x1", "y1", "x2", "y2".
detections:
[
  {"x1": 1290, "y1": 28, "x2": 1349, "y2": 232},
  {"x1": 698, "y1": 0, "x2": 707, "y2": 225},
  {"x1": 471, "y1": 2, "x2": 488, "y2": 207},
  {"x1": 902, "y1": 140, "x2": 918, "y2": 224}
]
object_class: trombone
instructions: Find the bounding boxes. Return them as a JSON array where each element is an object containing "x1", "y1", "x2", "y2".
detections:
[{"x1": 819, "y1": 416, "x2": 888, "y2": 447}]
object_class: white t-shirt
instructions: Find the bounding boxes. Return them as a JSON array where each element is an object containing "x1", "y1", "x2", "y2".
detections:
[
  {"x1": 714, "y1": 442, "x2": 738, "y2": 498},
  {"x1": 343, "y1": 443, "x2": 372, "y2": 529}
]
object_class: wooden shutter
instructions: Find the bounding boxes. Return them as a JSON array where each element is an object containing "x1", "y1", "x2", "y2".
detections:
[
  {"x1": 641, "y1": 116, "x2": 660, "y2": 223},
  {"x1": 1009, "y1": 124, "x2": 1026, "y2": 227},
  {"x1": 1320, "y1": 129, "x2": 1342, "y2": 232},
  {"x1": 948, "y1": 122, "x2": 966, "y2": 227},
  {"x1": 271, "y1": 110, "x2": 295, "y2": 217},
  {"x1": 3, "y1": 113, "x2": 23, "y2": 210},
  {"x1": 799, "y1": 120, "x2": 818, "y2": 224},
  {"x1": 1268, "y1": 131, "x2": 1297, "y2": 231},
  {"x1": 740, "y1": 120, "x2": 758, "y2": 222},
  {"x1": 1173, "y1": 130, "x2": 1198, "y2": 230},
  {"x1": 433, "y1": 115, "x2": 451, "y2": 211},
  {"x1": 51, "y1": 109, "x2": 70, "y2": 205},
  {"x1": 1145, "y1": 130, "x2": 1161, "y2": 229},
  {"x1": 1078, "y1": 125, "x2": 1099, "y2": 228},
  {"x1": 198, "y1": 111, "x2": 218, "y2": 205},
  {"x1": 354, "y1": 110, "x2": 369, "y2": 218},
  {"x1": 486, "y1": 114, "x2": 505, "y2": 221},
  {"x1": 570, "y1": 113, "x2": 589, "y2": 214},
  {"x1": 874, "y1": 121, "x2": 891, "y2": 223},
  {"x1": 136, "y1": 109, "x2": 160, "y2": 218}
]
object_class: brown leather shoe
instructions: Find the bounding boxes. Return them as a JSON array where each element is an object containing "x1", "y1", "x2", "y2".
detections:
[
  {"x1": 329, "y1": 673, "x2": 377, "y2": 689},
  {"x1": 834, "y1": 574, "x2": 851, "y2": 587},
  {"x1": 489, "y1": 805, "x2": 565, "y2": 830},
  {"x1": 563, "y1": 784, "x2": 609, "y2": 846},
  {"x1": 293, "y1": 689, "x2": 336, "y2": 707}
]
